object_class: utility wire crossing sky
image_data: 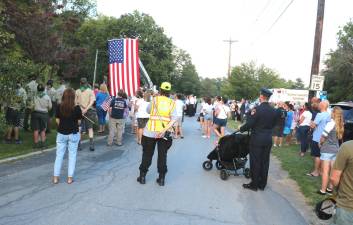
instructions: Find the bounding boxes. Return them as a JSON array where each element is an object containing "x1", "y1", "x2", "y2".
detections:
[{"x1": 97, "y1": 0, "x2": 353, "y2": 85}]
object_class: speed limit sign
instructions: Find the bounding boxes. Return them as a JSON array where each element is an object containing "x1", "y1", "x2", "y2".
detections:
[{"x1": 310, "y1": 75, "x2": 325, "y2": 91}]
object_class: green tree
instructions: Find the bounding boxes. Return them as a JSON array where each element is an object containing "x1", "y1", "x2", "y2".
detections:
[
  {"x1": 76, "y1": 11, "x2": 174, "y2": 85},
  {"x1": 224, "y1": 62, "x2": 293, "y2": 100},
  {"x1": 199, "y1": 78, "x2": 219, "y2": 97},
  {"x1": 171, "y1": 48, "x2": 201, "y2": 95},
  {"x1": 323, "y1": 20, "x2": 353, "y2": 102},
  {"x1": 291, "y1": 78, "x2": 305, "y2": 89}
]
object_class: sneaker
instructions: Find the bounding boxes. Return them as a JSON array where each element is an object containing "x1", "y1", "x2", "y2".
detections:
[
  {"x1": 273, "y1": 144, "x2": 277, "y2": 148},
  {"x1": 33, "y1": 143, "x2": 41, "y2": 149},
  {"x1": 4, "y1": 139, "x2": 11, "y2": 144},
  {"x1": 115, "y1": 143, "x2": 123, "y2": 147},
  {"x1": 317, "y1": 190, "x2": 326, "y2": 195},
  {"x1": 202, "y1": 135, "x2": 207, "y2": 138},
  {"x1": 41, "y1": 141, "x2": 48, "y2": 149},
  {"x1": 15, "y1": 139, "x2": 22, "y2": 144},
  {"x1": 89, "y1": 144, "x2": 95, "y2": 151}
]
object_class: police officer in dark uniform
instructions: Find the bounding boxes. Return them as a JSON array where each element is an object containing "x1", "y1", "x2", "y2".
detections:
[{"x1": 240, "y1": 88, "x2": 279, "y2": 191}]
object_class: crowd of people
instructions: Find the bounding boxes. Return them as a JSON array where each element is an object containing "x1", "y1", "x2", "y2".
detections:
[{"x1": 3, "y1": 78, "x2": 352, "y2": 224}]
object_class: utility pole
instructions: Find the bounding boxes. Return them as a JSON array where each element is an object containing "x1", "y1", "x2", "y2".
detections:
[
  {"x1": 223, "y1": 37, "x2": 238, "y2": 78},
  {"x1": 309, "y1": 0, "x2": 325, "y2": 99}
]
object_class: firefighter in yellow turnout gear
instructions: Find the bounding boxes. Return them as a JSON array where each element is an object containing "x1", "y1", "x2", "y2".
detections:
[{"x1": 137, "y1": 82, "x2": 177, "y2": 186}]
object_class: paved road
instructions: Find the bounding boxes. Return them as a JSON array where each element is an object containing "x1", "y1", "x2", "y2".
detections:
[{"x1": 0, "y1": 117, "x2": 320, "y2": 225}]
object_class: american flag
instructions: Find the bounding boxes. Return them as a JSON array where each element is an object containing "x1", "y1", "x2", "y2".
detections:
[
  {"x1": 108, "y1": 38, "x2": 140, "y2": 97},
  {"x1": 101, "y1": 96, "x2": 112, "y2": 111}
]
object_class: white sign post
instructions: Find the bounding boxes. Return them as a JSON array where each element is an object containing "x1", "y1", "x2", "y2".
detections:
[{"x1": 310, "y1": 75, "x2": 325, "y2": 91}]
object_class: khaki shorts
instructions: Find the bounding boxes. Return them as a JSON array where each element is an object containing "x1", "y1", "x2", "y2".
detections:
[
  {"x1": 83, "y1": 108, "x2": 96, "y2": 129},
  {"x1": 174, "y1": 116, "x2": 183, "y2": 127}
]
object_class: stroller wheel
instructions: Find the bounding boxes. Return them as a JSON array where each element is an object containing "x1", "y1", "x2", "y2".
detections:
[
  {"x1": 202, "y1": 161, "x2": 213, "y2": 171},
  {"x1": 220, "y1": 169, "x2": 229, "y2": 180},
  {"x1": 244, "y1": 168, "x2": 251, "y2": 179},
  {"x1": 215, "y1": 161, "x2": 224, "y2": 170}
]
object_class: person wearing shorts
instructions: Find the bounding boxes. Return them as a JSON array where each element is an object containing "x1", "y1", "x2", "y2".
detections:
[
  {"x1": 307, "y1": 100, "x2": 330, "y2": 177},
  {"x1": 31, "y1": 84, "x2": 52, "y2": 148},
  {"x1": 174, "y1": 94, "x2": 185, "y2": 139},
  {"x1": 135, "y1": 90, "x2": 150, "y2": 144},
  {"x1": 317, "y1": 106, "x2": 343, "y2": 195},
  {"x1": 213, "y1": 96, "x2": 230, "y2": 140},
  {"x1": 5, "y1": 82, "x2": 27, "y2": 144},
  {"x1": 75, "y1": 77, "x2": 96, "y2": 151},
  {"x1": 273, "y1": 102, "x2": 286, "y2": 147}
]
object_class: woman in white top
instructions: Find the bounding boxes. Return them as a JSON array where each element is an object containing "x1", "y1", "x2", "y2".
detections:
[
  {"x1": 298, "y1": 103, "x2": 312, "y2": 157},
  {"x1": 135, "y1": 91, "x2": 150, "y2": 145},
  {"x1": 213, "y1": 96, "x2": 231, "y2": 139},
  {"x1": 202, "y1": 97, "x2": 213, "y2": 138}
]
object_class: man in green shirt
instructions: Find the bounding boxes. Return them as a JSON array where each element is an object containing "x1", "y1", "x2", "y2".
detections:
[{"x1": 330, "y1": 140, "x2": 353, "y2": 225}]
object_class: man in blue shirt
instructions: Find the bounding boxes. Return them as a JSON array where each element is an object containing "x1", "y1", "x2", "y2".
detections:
[
  {"x1": 107, "y1": 90, "x2": 128, "y2": 146},
  {"x1": 307, "y1": 100, "x2": 330, "y2": 177}
]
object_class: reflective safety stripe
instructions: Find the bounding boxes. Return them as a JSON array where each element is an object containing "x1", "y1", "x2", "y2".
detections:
[
  {"x1": 149, "y1": 115, "x2": 171, "y2": 122},
  {"x1": 146, "y1": 96, "x2": 175, "y2": 132}
]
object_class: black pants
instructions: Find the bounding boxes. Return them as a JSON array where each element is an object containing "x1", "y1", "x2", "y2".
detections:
[
  {"x1": 249, "y1": 144, "x2": 272, "y2": 188},
  {"x1": 139, "y1": 136, "x2": 172, "y2": 174}
]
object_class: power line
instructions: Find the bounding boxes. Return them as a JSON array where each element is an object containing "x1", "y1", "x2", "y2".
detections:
[
  {"x1": 254, "y1": 0, "x2": 273, "y2": 23},
  {"x1": 266, "y1": 0, "x2": 295, "y2": 32},
  {"x1": 249, "y1": 0, "x2": 295, "y2": 46}
]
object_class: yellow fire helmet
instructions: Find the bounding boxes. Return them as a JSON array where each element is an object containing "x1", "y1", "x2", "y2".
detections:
[{"x1": 160, "y1": 82, "x2": 171, "y2": 91}]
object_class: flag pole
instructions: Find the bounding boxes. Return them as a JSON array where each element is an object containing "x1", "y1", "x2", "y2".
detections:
[
  {"x1": 139, "y1": 59, "x2": 153, "y2": 89},
  {"x1": 93, "y1": 49, "x2": 98, "y2": 86}
]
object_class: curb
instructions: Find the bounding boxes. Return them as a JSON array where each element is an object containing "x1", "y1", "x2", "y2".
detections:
[{"x1": 0, "y1": 135, "x2": 107, "y2": 164}]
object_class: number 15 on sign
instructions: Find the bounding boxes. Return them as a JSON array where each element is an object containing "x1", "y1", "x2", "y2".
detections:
[{"x1": 310, "y1": 75, "x2": 325, "y2": 91}]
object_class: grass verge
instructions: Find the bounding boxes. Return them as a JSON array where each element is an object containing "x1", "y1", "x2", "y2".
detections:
[
  {"x1": 227, "y1": 119, "x2": 240, "y2": 131},
  {"x1": 228, "y1": 119, "x2": 325, "y2": 205},
  {"x1": 271, "y1": 145, "x2": 326, "y2": 206},
  {"x1": 0, "y1": 131, "x2": 57, "y2": 160}
]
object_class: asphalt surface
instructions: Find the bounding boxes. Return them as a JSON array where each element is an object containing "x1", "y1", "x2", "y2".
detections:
[{"x1": 0, "y1": 117, "x2": 322, "y2": 225}]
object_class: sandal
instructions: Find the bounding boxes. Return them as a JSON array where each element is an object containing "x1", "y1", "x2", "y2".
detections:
[
  {"x1": 67, "y1": 177, "x2": 74, "y2": 184},
  {"x1": 52, "y1": 176, "x2": 59, "y2": 184},
  {"x1": 317, "y1": 190, "x2": 326, "y2": 195},
  {"x1": 306, "y1": 173, "x2": 319, "y2": 177}
]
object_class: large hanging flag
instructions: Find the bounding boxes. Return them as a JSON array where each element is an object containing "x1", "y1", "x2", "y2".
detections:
[{"x1": 108, "y1": 38, "x2": 140, "y2": 97}]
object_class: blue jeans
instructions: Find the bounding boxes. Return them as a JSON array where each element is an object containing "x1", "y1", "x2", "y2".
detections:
[
  {"x1": 96, "y1": 107, "x2": 107, "y2": 125},
  {"x1": 331, "y1": 207, "x2": 353, "y2": 225},
  {"x1": 54, "y1": 132, "x2": 80, "y2": 177},
  {"x1": 298, "y1": 126, "x2": 310, "y2": 153}
]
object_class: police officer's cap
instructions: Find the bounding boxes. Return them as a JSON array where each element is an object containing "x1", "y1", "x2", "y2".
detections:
[
  {"x1": 260, "y1": 88, "x2": 273, "y2": 98},
  {"x1": 315, "y1": 197, "x2": 336, "y2": 220},
  {"x1": 160, "y1": 82, "x2": 171, "y2": 91}
]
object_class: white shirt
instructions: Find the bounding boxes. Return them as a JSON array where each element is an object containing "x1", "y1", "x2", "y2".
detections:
[
  {"x1": 300, "y1": 110, "x2": 312, "y2": 126},
  {"x1": 175, "y1": 99, "x2": 185, "y2": 117},
  {"x1": 56, "y1": 85, "x2": 66, "y2": 103},
  {"x1": 136, "y1": 99, "x2": 150, "y2": 118},
  {"x1": 189, "y1": 97, "x2": 196, "y2": 104},
  {"x1": 216, "y1": 104, "x2": 230, "y2": 119},
  {"x1": 203, "y1": 103, "x2": 213, "y2": 115}
]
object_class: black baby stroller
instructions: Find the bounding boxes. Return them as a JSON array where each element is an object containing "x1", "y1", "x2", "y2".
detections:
[{"x1": 202, "y1": 131, "x2": 251, "y2": 180}]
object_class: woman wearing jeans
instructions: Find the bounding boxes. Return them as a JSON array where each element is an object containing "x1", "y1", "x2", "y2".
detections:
[
  {"x1": 298, "y1": 103, "x2": 312, "y2": 157},
  {"x1": 53, "y1": 88, "x2": 82, "y2": 184}
]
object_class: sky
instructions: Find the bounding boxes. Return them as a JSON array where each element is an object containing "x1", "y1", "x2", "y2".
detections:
[{"x1": 97, "y1": 0, "x2": 352, "y2": 85}]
